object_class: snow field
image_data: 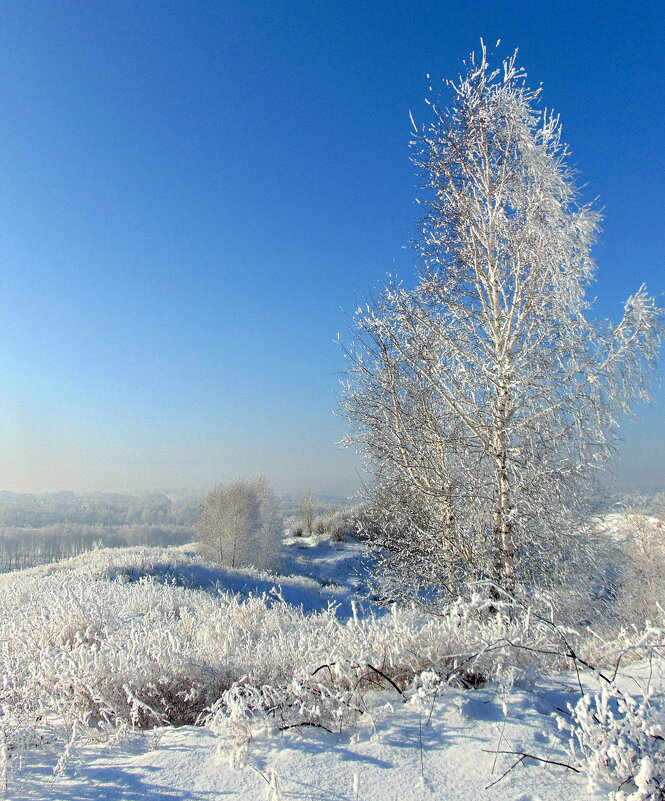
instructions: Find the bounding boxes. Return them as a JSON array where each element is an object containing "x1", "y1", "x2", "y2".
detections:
[
  {"x1": 0, "y1": 543, "x2": 663, "y2": 799},
  {"x1": 7, "y1": 684, "x2": 597, "y2": 801}
]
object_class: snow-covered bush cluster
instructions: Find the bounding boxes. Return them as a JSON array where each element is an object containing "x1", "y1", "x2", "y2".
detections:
[
  {"x1": 564, "y1": 683, "x2": 665, "y2": 800},
  {"x1": 612, "y1": 510, "x2": 665, "y2": 627},
  {"x1": 286, "y1": 501, "x2": 362, "y2": 543},
  {"x1": 206, "y1": 594, "x2": 572, "y2": 739},
  {"x1": 311, "y1": 507, "x2": 361, "y2": 542}
]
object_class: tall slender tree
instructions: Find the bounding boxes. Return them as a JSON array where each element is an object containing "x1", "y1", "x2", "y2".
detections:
[{"x1": 341, "y1": 44, "x2": 662, "y2": 602}]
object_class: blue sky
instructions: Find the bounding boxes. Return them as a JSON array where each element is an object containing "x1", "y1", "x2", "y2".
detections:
[{"x1": 0, "y1": 0, "x2": 662, "y2": 496}]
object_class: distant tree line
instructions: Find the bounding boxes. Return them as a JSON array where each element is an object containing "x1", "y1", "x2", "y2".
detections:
[{"x1": 0, "y1": 492, "x2": 200, "y2": 572}]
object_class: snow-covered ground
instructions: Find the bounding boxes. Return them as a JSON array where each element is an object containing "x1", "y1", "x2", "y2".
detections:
[
  {"x1": 0, "y1": 536, "x2": 663, "y2": 800},
  {"x1": 0, "y1": 536, "x2": 374, "y2": 616},
  {"x1": 9, "y1": 681, "x2": 600, "y2": 801}
]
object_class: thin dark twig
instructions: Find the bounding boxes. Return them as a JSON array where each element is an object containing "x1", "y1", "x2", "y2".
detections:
[
  {"x1": 366, "y1": 664, "x2": 406, "y2": 698},
  {"x1": 481, "y1": 749, "x2": 581, "y2": 773},
  {"x1": 617, "y1": 774, "x2": 635, "y2": 792},
  {"x1": 279, "y1": 721, "x2": 334, "y2": 734},
  {"x1": 311, "y1": 663, "x2": 336, "y2": 678},
  {"x1": 426, "y1": 688, "x2": 437, "y2": 725},
  {"x1": 611, "y1": 652, "x2": 624, "y2": 683},
  {"x1": 564, "y1": 648, "x2": 613, "y2": 686},
  {"x1": 485, "y1": 754, "x2": 525, "y2": 790},
  {"x1": 570, "y1": 647, "x2": 585, "y2": 696}
]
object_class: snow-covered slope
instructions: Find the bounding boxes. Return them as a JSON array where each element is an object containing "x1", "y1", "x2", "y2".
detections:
[
  {"x1": 0, "y1": 539, "x2": 374, "y2": 616},
  {"x1": 0, "y1": 539, "x2": 663, "y2": 800}
]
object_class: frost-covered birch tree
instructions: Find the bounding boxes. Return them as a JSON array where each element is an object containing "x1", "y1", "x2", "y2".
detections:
[{"x1": 341, "y1": 45, "x2": 662, "y2": 603}]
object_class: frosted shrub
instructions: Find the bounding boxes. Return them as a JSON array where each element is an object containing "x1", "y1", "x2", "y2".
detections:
[
  {"x1": 207, "y1": 593, "x2": 574, "y2": 735},
  {"x1": 309, "y1": 508, "x2": 361, "y2": 542},
  {"x1": 616, "y1": 512, "x2": 665, "y2": 627},
  {"x1": 564, "y1": 685, "x2": 665, "y2": 800}
]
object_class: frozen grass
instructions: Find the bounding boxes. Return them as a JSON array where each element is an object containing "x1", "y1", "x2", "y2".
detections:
[
  {"x1": 0, "y1": 548, "x2": 573, "y2": 763},
  {"x1": 0, "y1": 543, "x2": 367, "y2": 615},
  {"x1": 1, "y1": 542, "x2": 664, "y2": 799}
]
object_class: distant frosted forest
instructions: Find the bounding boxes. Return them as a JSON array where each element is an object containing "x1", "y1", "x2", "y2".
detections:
[{"x1": 0, "y1": 491, "x2": 201, "y2": 570}]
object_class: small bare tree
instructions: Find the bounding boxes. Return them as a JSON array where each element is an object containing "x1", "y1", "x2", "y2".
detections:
[
  {"x1": 615, "y1": 502, "x2": 665, "y2": 624},
  {"x1": 197, "y1": 477, "x2": 282, "y2": 571},
  {"x1": 299, "y1": 491, "x2": 316, "y2": 536},
  {"x1": 653, "y1": 493, "x2": 665, "y2": 524},
  {"x1": 341, "y1": 44, "x2": 662, "y2": 604}
]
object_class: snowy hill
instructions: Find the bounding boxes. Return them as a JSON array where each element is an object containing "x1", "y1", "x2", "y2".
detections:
[
  {"x1": 0, "y1": 538, "x2": 663, "y2": 800},
  {"x1": 0, "y1": 538, "x2": 374, "y2": 617}
]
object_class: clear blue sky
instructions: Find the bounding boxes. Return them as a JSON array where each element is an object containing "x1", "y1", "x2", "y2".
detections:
[{"x1": 0, "y1": 0, "x2": 662, "y2": 496}]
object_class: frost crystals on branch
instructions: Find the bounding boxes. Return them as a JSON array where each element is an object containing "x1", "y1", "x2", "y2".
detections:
[{"x1": 340, "y1": 43, "x2": 662, "y2": 605}]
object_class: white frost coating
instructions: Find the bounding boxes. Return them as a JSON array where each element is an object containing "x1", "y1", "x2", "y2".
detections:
[
  {"x1": 197, "y1": 476, "x2": 283, "y2": 572},
  {"x1": 565, "y1": 686, "x2": 665, "y2": 800}
]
